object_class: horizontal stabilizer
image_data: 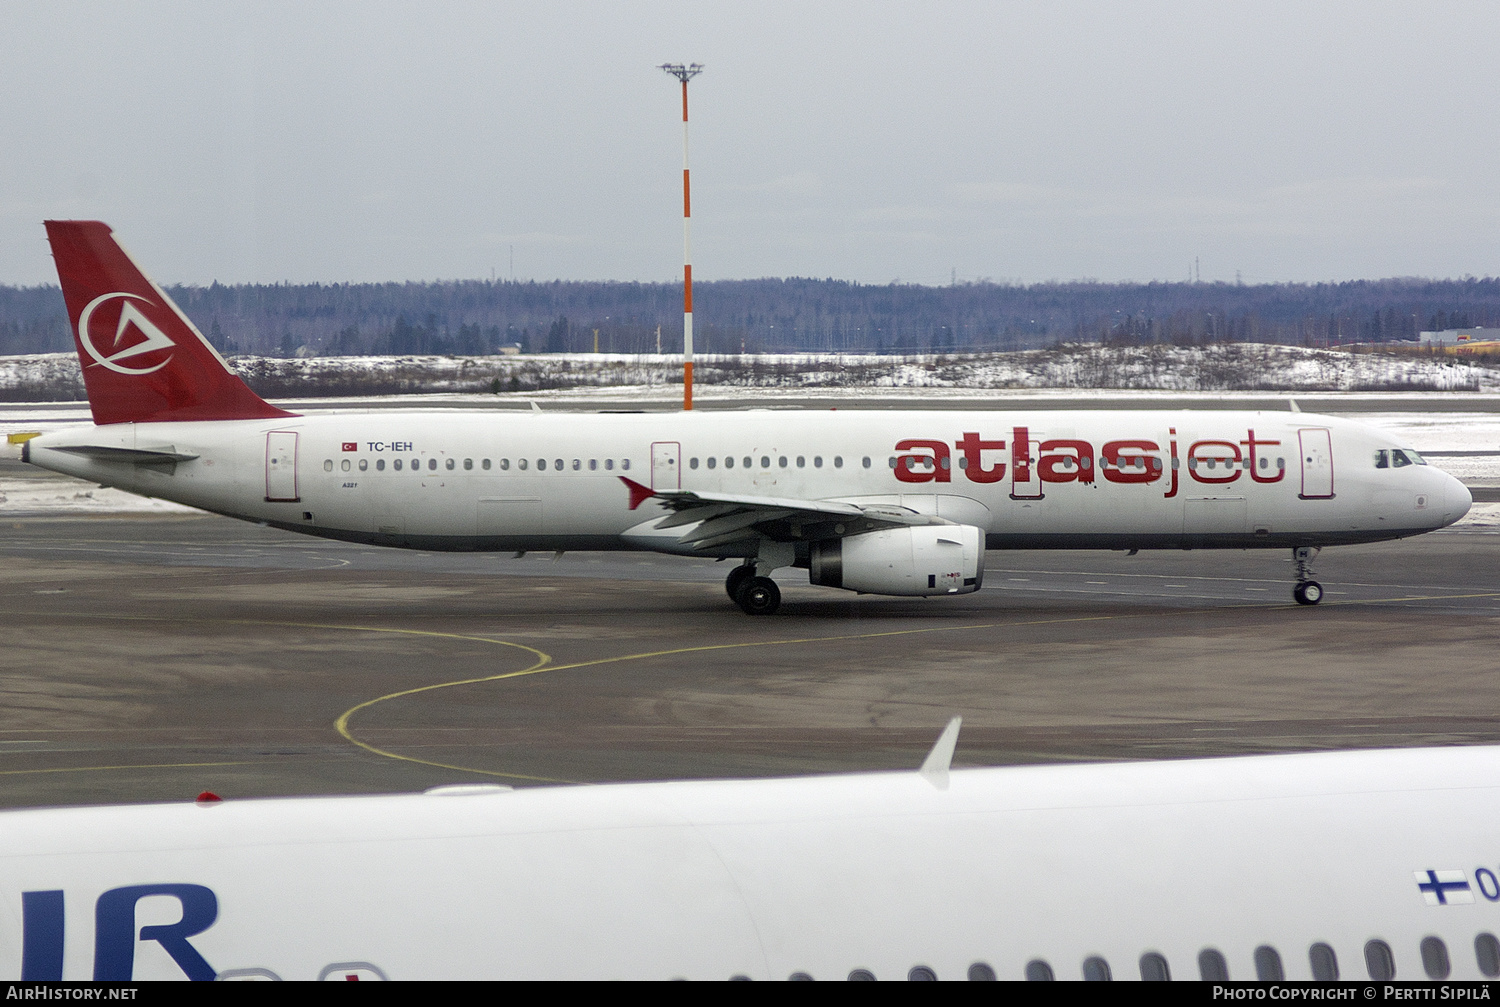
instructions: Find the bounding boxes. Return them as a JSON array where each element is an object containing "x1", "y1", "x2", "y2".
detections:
[{"x1": 51, "y1": 444, "x2": 199, "y2": 464}]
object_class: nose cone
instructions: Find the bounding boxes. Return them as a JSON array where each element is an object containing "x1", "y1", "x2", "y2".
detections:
[{"x1": 1444, "y1": 476, "x2": 1473, "y2": 527}]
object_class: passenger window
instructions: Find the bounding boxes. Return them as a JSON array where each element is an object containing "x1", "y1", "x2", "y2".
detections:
[
  {"x1": 410, "y1": 458, "x2": 419, "y2": 472},
  {"x1": 966, "y1": 962, "x2": 995, "y2": 981},
  {"x1": 1421, "y1": 936, "x2": 1450, "y2": 980},
  {"x1": 463, "y1": 458, "x2": 472, "y2": 470},
  {"x1": 798, "y1": 456, "x2": 806, "y2": 468},
  {"x1": 1277, "y1": 457, "x2": 1285, "y2": 469},
  {"x1": 1392, "y1": 449, "x2": 1413, "y2": 468},
  {"x1": 323, "y1": 459, "x2": 333, "y2": 472},
  {"x1": 1375, "y1": 450, "x2": 1389, "y2": 468},
  {"x1": 621, "y1": 459, "x2": 630, "y2": 470},
  {"x1": 959, "y1": 456, "x2": 969, "y2": 469},
  {"x1": 1476, "y1": 933, "x2": 1500, "y2": 977},
  {"x1": 393, "y1": 459, "x2": 403, "y2": 471},
  {"x1": 814, "y1": 456, "x2": 823, "y2": 468},
  {"x1": 341, "y1": 459, "x2": 351, "y2": 472},
  {"x1": 483, "y1": 458, "x2": 492, "y2": 470},
  {"x1": 1309, "y1": 942, "x2": 1339, "y2": 981},
  {"x1": 1259, "y1": 456, "x2": 1268, "y2": 469},
  {"x1": 888, "y1": 456, "x2": 897, "y2": 468},
  {"x1": 589, "y1": 459, "x2": 598, "y2": 471},
  {"x1": 1255, "y1": 945, "x2": 1284, "y2": 980},
  {"x1": 761, "y1": 456, "x2": 770, "y2": 468},
  {"x1": 555, "y1": 458, "x2": 564, "y2": 471},
  {"x1": 1139, "y1": 952, "x2": 1170, "y2": 981},
  {"x1": 1024, "y1": 959, "x2": 1054, "y2": 981},
  {"x1": 778, "y1": 456, "x2": 788, "y2": 468},
  {"x1": 537, "y1": 459, "x2": 546, "y2": 471},
  {"x1": 1198, "y1": 948, "x2": 1229, "y2": 980},
  {"x1": 445, "y1": 458, "x2": 455, "y2": 470},
  {"x1": 707, "y1": 457, "x2": 716, "y2": 469},
  {"x1": 376, "y1": 459, "x2": 385, "y2": 471},
  {"x1": 789, "y1": 972, "x2": 813, "y2": 981},
  {"x1": 690, "y1": 457, "x2": 698, "y2": 469},
  {"x1": 1082, "y1": 956, "x2": 1112, "y2": 981},
  {"x1": 725, "y1": 457, "x2": 734, "y2": 469},
  {"x1": 847, "y1": 969, "x2": 875, "y2": 981},
  {"x1": 742, "y1": 456, "x2": 751, "y2": 468},
  {"x1": 834, "y1": 456, "x2": 843, "y2": 468},
  {"x1": 359, "y1": 459, "x2": 368, "y2": 471},
  {"x1": 428, "y1": 458, "x2": 438, "y2": 471},
  {"x1": 605, "y1": 459, "x2": 614, "y2": 470},
  {"x1": 1364, "y1": 939, "x2": 1396, "y2": 980},
  {"x1": 907, "y1": 966, "x2": 937, "y2": 981},
  {"x1": 863, "y1": 456, "x2": 871, "y2": 468}
]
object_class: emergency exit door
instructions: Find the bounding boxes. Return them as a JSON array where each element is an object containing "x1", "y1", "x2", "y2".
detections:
[
  {"x1": 1298, "y1": 428, "x2": 1334, "y2": 499},
  {"x1": 265, "y1": 431, "x2": 300, "y2": 502},
  {"x1": 651, "y1": 441, "x2": 680, "y2": 491}
]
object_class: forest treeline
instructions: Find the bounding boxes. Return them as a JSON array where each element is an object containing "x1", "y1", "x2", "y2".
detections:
[{"x1": 3, "y1": 275, "x2": 1500, "y2": 358}]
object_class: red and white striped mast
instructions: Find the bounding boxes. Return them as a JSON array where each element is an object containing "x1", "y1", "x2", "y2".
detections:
[{"x1": 659, "y1": 62, "x2": 702, "y2": 410}]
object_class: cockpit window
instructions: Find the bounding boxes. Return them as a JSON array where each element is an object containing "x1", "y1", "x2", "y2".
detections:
[
  {"x1": 1374, "y1": 450, "x2": 1389, "y2": 469},
  {"x1": 1392, "y1": 449, "x2": 1413, "y2": 468}
]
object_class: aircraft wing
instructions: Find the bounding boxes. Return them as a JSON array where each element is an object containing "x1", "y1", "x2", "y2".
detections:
[{"x1": 620, "y1": 476, "x2": 945, "y2": 550}]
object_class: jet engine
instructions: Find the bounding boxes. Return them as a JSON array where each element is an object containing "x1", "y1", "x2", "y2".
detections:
[{"x1": 809, "y1": 524, "x2": 985, "y2": 597}]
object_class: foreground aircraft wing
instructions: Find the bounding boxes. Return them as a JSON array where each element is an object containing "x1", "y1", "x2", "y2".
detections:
[{"x1": 620, "y1": 476, "x2": 947, "y2": 550}]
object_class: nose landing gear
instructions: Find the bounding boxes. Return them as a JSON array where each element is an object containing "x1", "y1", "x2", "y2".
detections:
[{"x1": 1292, "y1": 546, "x2": 1323, "y2": 605}]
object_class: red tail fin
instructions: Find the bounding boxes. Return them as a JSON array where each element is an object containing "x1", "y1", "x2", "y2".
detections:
[{"x1": 45, "y1": 221, "x2": 294, "y2": 425}]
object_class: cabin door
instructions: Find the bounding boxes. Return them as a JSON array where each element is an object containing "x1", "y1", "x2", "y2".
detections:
[
  {"x1": 1298, "y1": 428, "x2": 1334, "y2": 499},
  {"x1": 651, "y1": 441, "x2": 681, "y2": 491}
]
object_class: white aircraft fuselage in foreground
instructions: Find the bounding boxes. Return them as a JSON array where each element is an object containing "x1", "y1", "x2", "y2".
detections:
[
  {"x1": 22, "y1": 222, "x2": 1471, "y2": 611},
  {"x1": 5, "y1": 743, "x2": 1500, "y2": 981}
]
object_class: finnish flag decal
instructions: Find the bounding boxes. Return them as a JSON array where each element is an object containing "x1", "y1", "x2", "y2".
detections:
[{"x1": 1416, "y1": 870, "x2": 1475, "y2": 905}]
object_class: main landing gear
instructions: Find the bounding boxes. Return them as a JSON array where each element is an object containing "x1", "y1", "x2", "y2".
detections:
[
  {"x1": 1292, "y1": 546, "x2": 1323, "y2": 606},
  {"x1": 725, "y1": 561, "x2": 781, "y2": 616}
]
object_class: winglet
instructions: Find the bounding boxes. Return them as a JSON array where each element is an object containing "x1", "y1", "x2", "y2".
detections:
[
  {"x1": 918, "y1": 716, "x2": 962, "y2": 790},
  {"x1": 619, "y1": 476, "x2": 656, "y2": 510}
]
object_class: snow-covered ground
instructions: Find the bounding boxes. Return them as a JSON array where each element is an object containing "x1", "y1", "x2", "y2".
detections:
[{"x1": 6, "y1": 343, "x2": 1500, "y2": 400}]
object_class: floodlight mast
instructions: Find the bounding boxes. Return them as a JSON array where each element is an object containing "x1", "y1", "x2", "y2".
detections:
[{"x1": 660, "y1": 62, "x2": 703, "y2": 410}]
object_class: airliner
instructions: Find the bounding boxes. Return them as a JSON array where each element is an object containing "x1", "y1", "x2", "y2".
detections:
[
  {"x1": 21, "y1": 222, "x2": 1472, "y2": 612},
  {"x1": 4, "y1": 729, "x2": 1499, "y2": 981}
]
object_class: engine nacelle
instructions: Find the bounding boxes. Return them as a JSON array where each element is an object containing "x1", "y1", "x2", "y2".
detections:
[{"x1": 809, "y1": 524, "x2": 985, "y2": 597}]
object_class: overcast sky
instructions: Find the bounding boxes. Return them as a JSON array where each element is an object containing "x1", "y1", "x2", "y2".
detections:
[{"x1": 2, "y1": 2, "x2": 1497, "y2": 287}]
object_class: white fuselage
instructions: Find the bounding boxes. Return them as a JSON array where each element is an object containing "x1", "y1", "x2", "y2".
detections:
[
  {"x1": 4, "y1": 745, "x2": 1499, "y2": 981},
  {"x1": 25, "y1": 409, "x2": 1470, "y2": 557}
]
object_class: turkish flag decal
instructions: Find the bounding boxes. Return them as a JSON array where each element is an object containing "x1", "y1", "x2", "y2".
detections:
[{"x1": 342, "y1": 442, "x2": 358, "y2": 452}]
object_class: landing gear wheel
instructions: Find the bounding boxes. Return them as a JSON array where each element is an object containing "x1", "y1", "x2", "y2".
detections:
[
  {"x1": 1293, "y1": 581, "x2": 1323, "y2": 606},
  {"x1": 725, "y1": 563, "x2": 755, "y2": 602},
  {"x1": 736, "y1": 576, "x2": 781, "y2": 616}
]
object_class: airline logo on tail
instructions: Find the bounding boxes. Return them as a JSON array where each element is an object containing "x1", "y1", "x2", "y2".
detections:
[
  {"x1": 44, "y1": 220, "x2": 294, "y2": 425},
  {"x1": 77, "y1": 292, "x2": 175, "y2": 374}
]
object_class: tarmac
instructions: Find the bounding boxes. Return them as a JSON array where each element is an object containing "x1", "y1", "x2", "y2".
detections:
[{"x1": 2, "y1": 506, "x2": 1499, "y2": 809}]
